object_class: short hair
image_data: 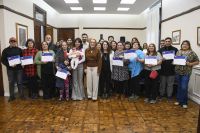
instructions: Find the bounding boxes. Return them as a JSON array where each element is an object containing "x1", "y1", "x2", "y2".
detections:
[
  {"x1": 165, "y1": 37, "x2": 172, "y2": 41},
  {"x1": 74, "y1": 38, "x2": 83, "y2": 49},
  {"x1": 160, "y1": 39, "x2": 165, "y2": 42},
  {"x1": 82, "y1": 33, "x2": 88, "y2": 37},
  {"x1": 108, "y1": 36, "x2": 114, "y2": 40},
  {"x1": 25, "y1": 38, "x2": 35, "y2": 47}
]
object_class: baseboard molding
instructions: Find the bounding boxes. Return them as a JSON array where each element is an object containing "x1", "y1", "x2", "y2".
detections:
[{"x1": 189, "y1": 94, "x2": 200, "y2": 104}]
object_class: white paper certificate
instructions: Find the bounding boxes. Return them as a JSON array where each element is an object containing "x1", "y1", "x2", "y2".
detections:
[
  {"x1": 112, "y1": 58, "x2": 123, "y2": 66},
  {"x1": 56, "y1": 69, "x2": 70, "y2": 80},
  {"x1": 21, "y1": 56, "x2": 33, "y2": 66},
  {"x1": 7, "y1": 55, "x2": 21, "y2": 66},
  {"x1": 173, "y1": 56, "x2": 186, "y2": 66},
  {"x1": 145, "y1": 56, "x2": 158, "y2": 65},
  {"x1": 124, "y1": 50, "x2": 137, "y2": 59},
  {"x1": 41, "y1": 53, "x2": 53, "y2": 62},
  {"x1": 162, "y1": 51, "x2": 175, "y2": 60}
]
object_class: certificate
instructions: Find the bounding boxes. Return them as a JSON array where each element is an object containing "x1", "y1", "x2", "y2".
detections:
[
  {"x1": 41, "y1": 53, "x2": 53, "y2": 62},
  {"x1": 124, "y1": 50, "x2": 137, "y2": 59},
  {"x1": 173, "y1": 56, "x2": 186, "y2": 66},
  {"x1": 145, "y1": 56, "x2": 158, "y2": 65},
  {"x1": 56, "y1": 69, "x2": 70, "y2": 80},
  {"x1": 162, "y1": 51, "x2": 175, "y2": 60},
  {"x1": 21, "y1": 56, "x2": 33, "y2": 66},
  {"x1": 7, "y1": 55, "x2": 21, "y2": 66},
  {"x1": 112, "y1": 58, "x2": 123, "y2": 66}
]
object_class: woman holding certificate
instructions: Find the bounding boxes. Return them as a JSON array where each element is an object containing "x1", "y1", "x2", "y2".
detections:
[
  {"x1": 174, "y1": 40, "x2": 199, "y2": 108},
  {"x1": 144, "y1": 44, "x2": 162, "y2": 104},
  {"x1": 22, "y1": 39, "x2": 38, "y2": 99},
  {"x1": 55, "y1": 41, "x2": 71, "y2": 101},
  {"x1": 111, "y1": 42, "x2": 129, "y2": 99},
  {"x1": 35, "y1": 41, "x2": 55, "y2": 99},
  {"x1": 85, "y1": 39, "x2": 102, "y2": 101},
  {"x1": 128, "y1": 42, "x2": 145, "y2": 101}
]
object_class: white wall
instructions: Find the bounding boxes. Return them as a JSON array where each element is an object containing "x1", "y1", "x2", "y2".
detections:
[
  {"x1": 162, "y1": 0, "x2": 200, "y2": 20},
  {"x1": 161, "y1": 1, "x2": 200, "y2": 58},
  {"x1": 80, "y1": 29, "x2": 146, "y2": 44},
  {"x1": 161, "y1": 0, "x2": 200, "y2": 104},
  {"x1": 0, "y1": 0, "x2": 148, "y2": 96},
  {"x1": 59, "y1": 14, "x2": 147, "y2": 43}
]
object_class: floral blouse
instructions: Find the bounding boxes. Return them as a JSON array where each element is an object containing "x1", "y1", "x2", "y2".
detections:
[{"x1": 175, "y1": 50, "x2": 199, "y2": 75}]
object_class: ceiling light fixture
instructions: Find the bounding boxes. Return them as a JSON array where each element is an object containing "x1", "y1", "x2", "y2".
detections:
[
  {"x1": 117, "y1": 7, "x2": 130, "y2": 11},
  {"x1": 94, "y1": 7, "x2": 106, "y2": 11},
  {"x1": 64, "y1": 0, "x2": 79, "y2": 4},
  {"x1": 120, "y1": 0, "x2": 136, "y2": 4},
  {"x1": 93, "y1": 0, "x2": 107, "y2": 4},
  {"x1": 70, "y1": 7, "x2": 83, "y2": 10}
]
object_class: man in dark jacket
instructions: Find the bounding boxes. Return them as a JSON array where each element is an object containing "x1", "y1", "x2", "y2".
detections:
[
  {"x1": 158, "y1": 37, "x2": 178, "y2": 100},
  {"x1": 1, "y1": 37, "x2": 24, "y2": 101}
]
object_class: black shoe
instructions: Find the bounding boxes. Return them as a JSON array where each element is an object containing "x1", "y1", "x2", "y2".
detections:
[{"x1": 8, "y1": 97, "x2": 15, "y2": 102}]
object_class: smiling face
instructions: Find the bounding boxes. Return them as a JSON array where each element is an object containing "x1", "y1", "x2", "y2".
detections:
[
  {"x1": 132, "y1": 42, "x2": 139, "y2": 50},
  {"x1": 45, "y1": 35, "x2": 52, "y2": 44},
  {"x1": 82, "y1": 34, "x2": 88, "y2": 43},
  {"x1": 97, "y1": 43, "x2": 101, "y2": 50},
  {"x1": 42, "y1": 42, "x2": 48, "y2": 51},
  {"x1": 75, "y1": 40, "x2": 81, "y2": 48},
  {"x1": 90, "y1": 39, "x2": 96, "y2": 48},
  {"x1": 148, "y1": 44, "x2": 156, "y2": 53},
  {"x1": 27, "y1": 41, "x2": 34, "y2": 49},
  {"x1": 117, "y1": 42, "x2": 124, "y2": 51},
  {"x1": 181, "y1": 41, "x2": 190, "y2": 51},
  {"x1": 62, "y1": 41, "x2": 68, "y2": 50},
  {"x1": 111, "y1": 41, "x2": 117, "y2": 50},
  {"x1": 103, "y1": 42, "x2": 108, "y2": 51},
  {"x1": 165, "y1": 39, "x2": 172, "y2": 47},
  {"x1": 9, "y1": 39, "x2": 17, "y2": 47}
]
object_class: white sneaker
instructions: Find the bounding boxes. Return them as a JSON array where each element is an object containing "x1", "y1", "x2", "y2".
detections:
[
  {"x1": 144, "y1": 98, "x2": 149, "y2": 103},
  {"x1": 174, "y1": 102, "x2": 180, "y2": 105},
  {"x1": 182, "y1": 105, "x2": 188, "y2": 109},
  {"x1": 150, "y1": 100, "x2": 156, "y2": 104}
]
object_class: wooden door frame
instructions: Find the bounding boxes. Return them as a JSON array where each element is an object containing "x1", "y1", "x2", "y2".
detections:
[
  {"x1": 33, "y1": 4, "x2": 47, "y2": 45},
  {"x1": 0, "y1": 41, "x2": 4, "y2": 96}
]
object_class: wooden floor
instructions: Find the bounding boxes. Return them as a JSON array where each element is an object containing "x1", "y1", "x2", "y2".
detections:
[{"x1": 0, "y1": 96, "x2": 199, "y2": 133}]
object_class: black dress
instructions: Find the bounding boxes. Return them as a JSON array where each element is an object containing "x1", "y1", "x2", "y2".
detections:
[
  {"x1": 99, "y1": 53, "x2": 111, "y2": 97},
  {"x1": 41, "y1": 62, "x2": 55, "y2": 99}
]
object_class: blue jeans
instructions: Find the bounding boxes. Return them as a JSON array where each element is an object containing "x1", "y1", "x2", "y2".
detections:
[
  {"x1": 7, "y1": 69, "x2": 24, "y2": 98},
  {"x1": 176, "y1": 74, "x2": 190, "y2": 105}
]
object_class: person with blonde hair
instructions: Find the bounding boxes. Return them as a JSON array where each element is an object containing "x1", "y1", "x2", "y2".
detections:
[{"x1": 85, "y1": 39, "x2": 102, "y2": 101}]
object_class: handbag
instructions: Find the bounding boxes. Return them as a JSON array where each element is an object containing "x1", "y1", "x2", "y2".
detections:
[{"x1": 149, "y1": 70, "x2": 158, "y2": 79}]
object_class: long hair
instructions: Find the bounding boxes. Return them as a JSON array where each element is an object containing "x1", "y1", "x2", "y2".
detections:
[
  {"x1": 74, "y1": 38, "x2": 83, "y2": 49},
  {"x1": 89, "y1": 38, "x2": 97, "y2": 49},
  {"x1": 101, "y1": 40, "x2": 111, "y2": 53},
  {"x1": 181, "y1": 40, "x2": 192, "y2": 50},
  {"x1": 147, "y1": 43, "x2": 157, "y2": 56}
]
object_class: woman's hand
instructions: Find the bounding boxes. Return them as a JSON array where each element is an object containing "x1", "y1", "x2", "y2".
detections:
[
  {"x1": 64, "y1": 60, "x2": 69, "y2": 66},
  {"x1": 186, "y1": 62, "x2": 192, "y2": 67}
]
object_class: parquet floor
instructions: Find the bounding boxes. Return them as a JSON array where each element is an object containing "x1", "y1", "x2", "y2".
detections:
[{"x1": 0, "y1": 96, "x2": 199, "y2": 133}]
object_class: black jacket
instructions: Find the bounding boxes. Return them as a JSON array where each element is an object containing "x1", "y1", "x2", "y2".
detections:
[
  {"x1": 158, "y1": 45, "x2": 178, "y2": 76},
  {"x1": 1, "y1": 46, "x2": 23, "y2": 70}
]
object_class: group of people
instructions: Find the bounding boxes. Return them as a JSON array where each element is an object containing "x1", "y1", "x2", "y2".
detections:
[{"x1": 1, "y1": 33, "x2": 199, "y2": 109}]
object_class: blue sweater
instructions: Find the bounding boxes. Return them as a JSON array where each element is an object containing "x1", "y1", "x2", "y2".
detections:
[{"x1": 128, "y1": 49, "x2": 145, "y2": 78}]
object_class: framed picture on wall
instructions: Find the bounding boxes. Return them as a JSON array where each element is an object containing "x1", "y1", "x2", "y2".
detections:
[
  {"x1": 16, "y1": 23, "x2": 28, "y2": 49},
  {"x1": 172, "y1": 30, "x2": 181, "y2": 45},
  {"x1": 197, "y1": 27, "x2": 200, "y2": 46}
]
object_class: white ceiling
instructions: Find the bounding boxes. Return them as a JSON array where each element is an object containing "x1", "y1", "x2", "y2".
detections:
[{"x1": 43, "y1": 0, "x2": 158, "y2": 14}]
